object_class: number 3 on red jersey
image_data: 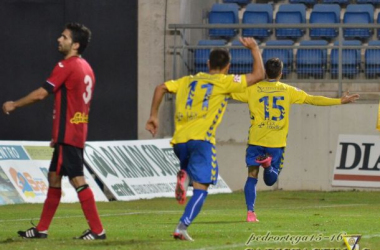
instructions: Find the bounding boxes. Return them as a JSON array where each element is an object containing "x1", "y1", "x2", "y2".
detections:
[{"x1": 83, "y1": 75, "x2": 93, "y2": 104}]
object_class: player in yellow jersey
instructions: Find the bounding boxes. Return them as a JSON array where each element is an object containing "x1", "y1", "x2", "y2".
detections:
[
  {"x1": 231, "y1": 58, "x2": 360, "y2": 222},
  {"x1": 146, "y1": 37, "x2": 265, "y2": 241}
]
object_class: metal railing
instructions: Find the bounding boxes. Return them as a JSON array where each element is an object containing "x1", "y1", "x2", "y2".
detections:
[{"x1": 168, "y1": 23, "x2": 380, "y2": 96}]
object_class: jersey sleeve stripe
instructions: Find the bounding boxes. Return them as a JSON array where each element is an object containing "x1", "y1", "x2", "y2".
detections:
[
  {"x1": 58, "y1": 85, "x2": 67, "y2": 143},
  {"x1": 42, "y1": 81, "x2": 55, "y2": 93}
]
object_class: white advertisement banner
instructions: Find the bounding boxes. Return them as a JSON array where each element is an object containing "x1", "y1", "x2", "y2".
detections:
[
  {"x1": 84, "y1": 139, "x2": 232, "y2": 201},
  {"x1": 0, "y1": 141, "x2": 108, "y2": 204},
  {"x1": 333, "y1": 135, "x2": 380, "y2": 188}
]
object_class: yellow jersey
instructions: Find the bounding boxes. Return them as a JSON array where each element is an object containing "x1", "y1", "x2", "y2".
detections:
[
  {"x1": 232, "y1": 80, "x2": 341, "y2": 147},
  {"x1": 165, "y1": 72, "x2": 247, "y2": 145}
]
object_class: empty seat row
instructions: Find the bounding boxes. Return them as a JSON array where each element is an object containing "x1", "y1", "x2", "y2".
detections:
[
  {"x1": 363, "y1": 40, "x2": 380, "y2": 76},
  {"x1": 224, "y1": 0, "x2": 380, "y2": 4},
  {"x1": 290, "y1": 0, "x2": 380, "y2": 4},
  {"x1": 209, "y1": 3, "x2": 378, "y2": 40},
  {"x1": 223, "y1": 0, "x2": 252, "y2": 5},
  {"x1": 194, "y1": 40, "x2": 227, "y2": 73},
  {"x1": 194, "y1": 39, "x2": 380, "y2": 78}
]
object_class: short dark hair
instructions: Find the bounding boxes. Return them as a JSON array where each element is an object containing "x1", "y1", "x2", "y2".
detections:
[
  {"x1": 265, "y1": 58, "x2": 283, "y2": 79},
  {"x1": 65, "y1": 22, "x2": 92, "y2": 54},
  {"x1": 209, "y1": 48, "x2": 231, "y2": 70}
]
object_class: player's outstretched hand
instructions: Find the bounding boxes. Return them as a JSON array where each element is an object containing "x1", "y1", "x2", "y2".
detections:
[
  {"x1": 146, "y1": 116, "x2": 159, "y2": 137},
  {"x1": 341, "y1": 91, "x2": 360, "y2": 104},
  {"x1": 2, "y1": 101, "x2": 15, "y2": 115},
  {"x1": 239, "y1": 37, "x2": 259, "y2": 51}
]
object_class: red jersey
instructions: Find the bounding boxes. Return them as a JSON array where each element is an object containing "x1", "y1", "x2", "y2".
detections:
[{"x1": 43, "y1": 56, "x2": 95, "y2": 148}]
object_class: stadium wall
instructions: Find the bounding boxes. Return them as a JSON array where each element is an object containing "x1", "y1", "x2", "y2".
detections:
[
  {"x1": 138, "y1": 0, "x2": 216, "y2": 139},
  {"x1": 138, "y1": 1, "x2": 380, "y2": 192},
  {"x1": 0, "y1": 0, "x2": 138, "y2": 141},
  {"x1": 217, "y1": 102, "x2": 380, "y2": 191}
]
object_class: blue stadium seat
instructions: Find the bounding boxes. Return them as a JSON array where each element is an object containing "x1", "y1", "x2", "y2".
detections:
[
  {"x1": 223, "y1": 0, "x2": 252, "y2": 4},
  {"x1": 289, "y1": 0, "x2": 317, "y2": 4},
  {"x1": 296, "y1": 40, "x2": 328, "y2": 78},
  {"x1": 209, "y1": 4, "x2": 239, "y2": 38},
  {"x1": 262, "y1": 40, "x2": 294, "y2": 76},
  {"x1": 357, "y1": 0, "x2": 380, "y2": 4},
  {"x1": 275, "y1": 4, "x2": 306, "y2": 39},
  {"x1": 194, "y1": 40, "x2": 226, "y2": 73},
  {"x1": 365, "y1": 40, "x2": 380, "y2": 77},
  {"x1": 310, "y1": 4, "x2": 340, "y2": 39},
  {"x1": 229, "y1": 39, "x2": 254, "y2": 74},
  {"x1": 321, "y1": 0, "x2": 349, "y2": 4},
  {"x1": 343, "y1": 4, "x2": 374, "y2": 39},
  {"x1": 242, "y1": 4, "x2": 273, "y2": 39},
  {"x1": 331, "y1": 40, "x2": 362, "y2": 78}
]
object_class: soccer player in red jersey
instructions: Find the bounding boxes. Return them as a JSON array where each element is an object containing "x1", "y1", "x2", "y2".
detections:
[{"x1": 2, "y1": 23, "x2": 105, "y2": 240}]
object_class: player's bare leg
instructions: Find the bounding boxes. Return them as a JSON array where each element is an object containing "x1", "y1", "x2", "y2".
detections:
[{"x1": 175, "y1": 169, "x2": 190, "y2": 205}]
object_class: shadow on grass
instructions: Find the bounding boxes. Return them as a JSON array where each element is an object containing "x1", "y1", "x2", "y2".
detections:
[{"x1": 0, "y1": 238, "x2": 18, "y2": 244}]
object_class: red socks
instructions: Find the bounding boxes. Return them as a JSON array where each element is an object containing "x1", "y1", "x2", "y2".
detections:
[
  {"x1": 77, "y1": 186, "x2": 103, "y2": 234},
  {"x1": 36, "y1": 185, "x2": 103, "y2": 234},
  {"x1": 36, "y1": 187, "x2": 61, "y2": 231}
]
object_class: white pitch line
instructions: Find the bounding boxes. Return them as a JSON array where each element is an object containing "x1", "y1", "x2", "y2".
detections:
[
  {"x1": 0, "y1": 204, "x2": 369, "y2": 223},
  {"x1": 202, "y1": 203, "x2": 369, "y2": 213},
  {"x1": 362, "y1": 234, "x2": 380, "y2": 239},
  {"x1": 199, "y1": 204, "x2": 368, "y2": 216},
  {"x1": 0, "y1": 210, "x2": 181, "y2": 223},
  {"x1": 278, "y1": 203, "x2": 368, "y2": 210}
]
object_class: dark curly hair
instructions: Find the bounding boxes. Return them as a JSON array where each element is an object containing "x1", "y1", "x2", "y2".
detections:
[{"x1": 65, "y1": 23, "x2": 92, "y2": 54}]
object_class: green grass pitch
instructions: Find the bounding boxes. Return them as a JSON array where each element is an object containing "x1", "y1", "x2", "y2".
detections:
[{"x1": 0, "y1": 190, "x2": 379, "y2": 250}]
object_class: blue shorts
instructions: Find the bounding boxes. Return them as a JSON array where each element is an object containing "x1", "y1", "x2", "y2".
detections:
[
  {"x1": 173, "y1": 140, "x2": 218, "y2": 185},
  {"x1": 246, "y1": 145, "x2": 285, "y2": 174}
]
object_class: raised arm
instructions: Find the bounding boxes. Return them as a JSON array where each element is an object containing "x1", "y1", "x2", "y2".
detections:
[
  {"x1": 239, "y1": 37, "x2": 265, "y2": 87},
  {"x1": 2, "y1": 87, "x2": 49, "y2": 115},
  {"x1": 145, "y1": 83, "x2": 169, "y2": 137},
  {"x1": 340, "y1": 91, "x2": 360, "y2": 104},
  {"x1": 304, "y1": 91, "x2": 359, "y2": 106}
]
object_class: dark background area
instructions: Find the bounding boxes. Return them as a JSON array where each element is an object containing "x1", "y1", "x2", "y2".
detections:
[{"x1": 0, "y1": 0, "x2": 138, "y2": 141}]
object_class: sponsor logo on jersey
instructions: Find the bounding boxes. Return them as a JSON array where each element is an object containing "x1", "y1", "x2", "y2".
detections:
[
  {"x1": 233, "y1": 75, "x2": 242, "y2": 83},
  {"x1": 70, "y1": 112, "x2": 88, "y2": 124},
  {"x1": 257, "y1": 86, "x2": 284, "y2": 93}
]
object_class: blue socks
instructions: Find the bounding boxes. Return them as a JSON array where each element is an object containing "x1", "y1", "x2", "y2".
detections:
[
  {"x1": 180, "y1": 189, "x2": 208, "y2": 226},
  {"x1": 244, "y1": 177, "x2": 258, "y2": 211},
  {"x1": 263, "y1": 167, "x2": 279, "y2": 186}
]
